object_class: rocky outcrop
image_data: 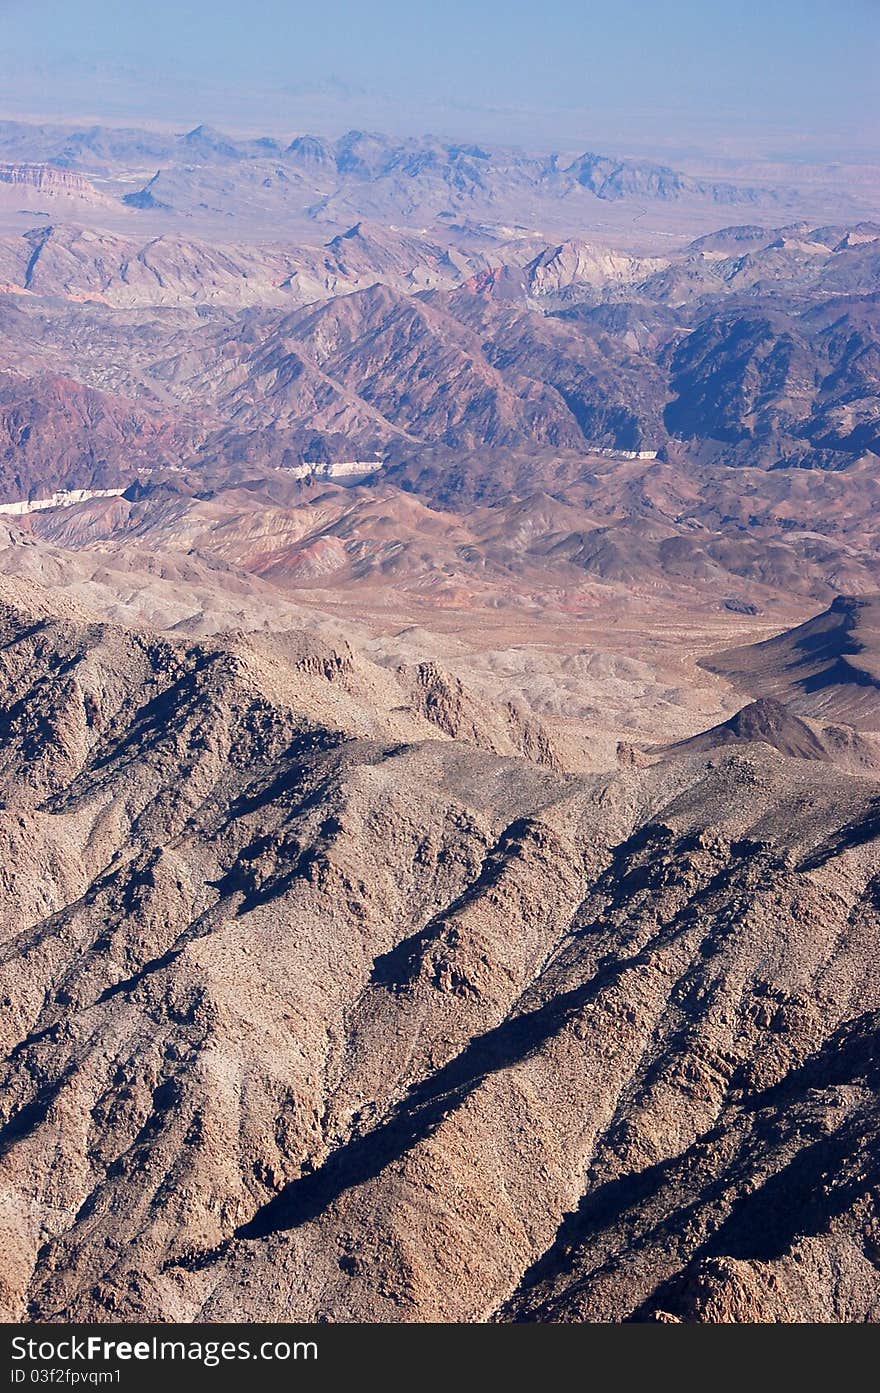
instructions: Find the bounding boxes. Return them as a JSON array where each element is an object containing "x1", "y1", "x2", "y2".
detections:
[
  {"x1": 399, "y1": 660, "x2": 562, "y2": 769},
  {"x1": 0, "y1": 164, "x2": 109, "y2": 204},
  {"x1": 525, "y1": 240, "x2": 668, "y2": 305}
]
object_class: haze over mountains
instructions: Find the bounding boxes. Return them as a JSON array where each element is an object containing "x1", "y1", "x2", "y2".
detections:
[
  {"x1": 1, "y1": 118, "x2": 876, "y2": 242},
  {"x1": 1, "y1": 113, "x2": 880, "y2": 1325}
]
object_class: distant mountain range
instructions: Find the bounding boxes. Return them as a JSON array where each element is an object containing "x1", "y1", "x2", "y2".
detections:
[
  {"x1": 1, "y1": 120, "x2": 875, "y2": 240},
  {"x1": 0, "y1": 215, "x2": 876, "y2": 505},
  {"x1": 0, "y1": 120, "x2": 762, "y2": 204}
]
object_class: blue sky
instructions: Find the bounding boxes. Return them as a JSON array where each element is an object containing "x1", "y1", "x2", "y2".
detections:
[{"x1": 1, "y1": 0, "x2": 877, "y2": 159}]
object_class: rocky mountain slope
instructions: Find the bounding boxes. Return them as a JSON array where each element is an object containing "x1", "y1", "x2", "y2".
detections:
[
  {"x1": 655, "y1": 697, "x2": 832, "y2": 761},
  {"x1": 1, "y1": 578, "x2": 879, "y2": 1323},
  {"x1": 0, "y1": 221, "x2": 477, "y2": 311}
]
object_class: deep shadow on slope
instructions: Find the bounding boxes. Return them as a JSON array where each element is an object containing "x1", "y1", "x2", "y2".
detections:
[
  {"x1": 236, "y1": 947, "x2": 661, "y2": 1239},
  {"x1": 501, "y1": 1013, "x2": 880, "y2": 1322}
]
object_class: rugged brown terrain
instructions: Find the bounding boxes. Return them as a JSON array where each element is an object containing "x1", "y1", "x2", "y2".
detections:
[
  {"x1": 1, "y1": 115, "x2": 880, "y2": 1326},
  {"x1": 1, "y1": 574, "x2": 880, "y2": 1324}
]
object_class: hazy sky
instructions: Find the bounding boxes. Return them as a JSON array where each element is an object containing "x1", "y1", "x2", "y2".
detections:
[{"x1": 1, "y1": 0, "x2": 877, "y2": 159}]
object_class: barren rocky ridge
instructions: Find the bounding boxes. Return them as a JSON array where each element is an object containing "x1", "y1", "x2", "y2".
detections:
[{"x1": 1, "y1": 576, "x2": 880, "y2": 1322}]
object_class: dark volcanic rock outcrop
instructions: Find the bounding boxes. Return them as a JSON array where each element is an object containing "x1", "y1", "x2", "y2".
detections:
[
  {"x1": 656, "y1": 697, "x2": 830, "y2": 761},
  {"x1": 704, "y1": 595, "x2": 880, "y2": 729}
]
